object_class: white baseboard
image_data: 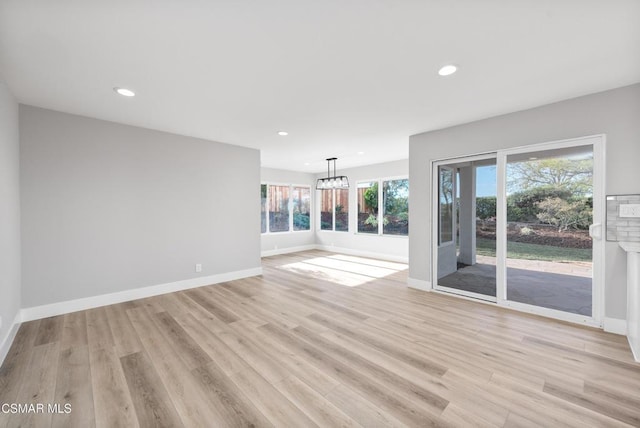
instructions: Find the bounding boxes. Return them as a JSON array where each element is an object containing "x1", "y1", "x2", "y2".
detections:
[
  {"x1": 603, "y1": 317, "x2": 627, "y2": 335},
  {"x1": 261, "y1": 245, "x2": 317, "y2": 258},
  {"x1": 407, "y1": 277, "x2": 432, "y2": 291},
  {"x1": 20, "y1": 267, "x2": 263, "y2": 323},
  {"x1": 315, "y1": 245, "x2": 408, "y2": 264},
  {"x1": 0, "y1": 312, "x2": 22, "y2": 367}
]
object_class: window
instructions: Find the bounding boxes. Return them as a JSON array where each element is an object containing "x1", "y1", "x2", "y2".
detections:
[
  {"x1": 357, "y1": 177, "x2": 409, "y2": 236},
  {"x1": 320, "y1": 190, "x2": 333, "y2": 230},
  {"x1": 292, "y1": 186, "x2": 310, "y2": 231},
  {"x1": 261, "y1": 183, "x2": 311, "y2": 234},
  {"x1": 269, "y1": 185, "x2": 290, "y2": 233},
  {"x1": 320, "y1": 188, "x2": 349, "y2": 232},
  {"x1": 357, "y1": 182, "x2": 378, "y2": 234},
  {"x1": 335, "y1": 189, "x2": 349, "y2": 231},
  {"x1": 438, "y1": 167, "x2": 454, "y2": 244},
  {"x1": 383, "y1": 179, "x2": 409, "y2": 235}
]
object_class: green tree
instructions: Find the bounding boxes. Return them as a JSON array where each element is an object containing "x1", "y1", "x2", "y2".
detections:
[
  {"x1": 363, "y1": 182, "x2": 378, "y2": 211},
  {"x1": 507, "y1": 158, "x2": 593, "y2": 196},
  {"x1": 383, "y1": 179, "x2": 409, "y2": 216}
]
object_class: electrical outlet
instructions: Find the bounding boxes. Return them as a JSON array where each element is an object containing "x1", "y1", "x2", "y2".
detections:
[
  {"x1": 620, "y1": 204, "x2": 640, "y2": 218},
  {"x1": 195, "y1": 264, "x2": 202, "y2": 273}
]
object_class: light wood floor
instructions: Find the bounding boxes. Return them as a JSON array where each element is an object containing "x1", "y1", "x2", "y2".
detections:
[{"x1": 1, "y1": 250, "x2": 639, "y2": 427}]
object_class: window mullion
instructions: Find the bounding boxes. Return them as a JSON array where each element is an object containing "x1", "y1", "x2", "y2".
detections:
[
  {"x1": 266, "y1": 184, "x2": 270, "y2": 234},
  {"x1": 333, "y1": 189, "x2": 336, "y2": 231},
  {"x1": 289, "y1": 185, "x2": 294, "y2": 232},
  {"x1": 378, "y1": 179, "x2": 383, "y2": 235}
]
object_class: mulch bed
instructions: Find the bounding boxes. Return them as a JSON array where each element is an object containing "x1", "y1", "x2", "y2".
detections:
[{"x1": 476, "y1": 221, "x2": 592, "y2": 249}]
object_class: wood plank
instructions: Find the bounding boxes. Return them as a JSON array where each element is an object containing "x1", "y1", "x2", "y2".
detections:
[
  {"x1": 34, "y1": 315, "x2": 64, "y2": 346},
  {"x1": 290, "y1": 325, "x2": 449, "y2": 416},
  {"x1": 0, "y1": 320, "x2": 40, "y2": 406},
  {"x1": 229, "y1": 318, "x2": 339, "y2": 395},
  {"x1": 324, "y1": 384, "x2": 408, "y2": 428},
  {"x1": 543, "y1": 382, "x2": 640, "y2": 427},
  {"x1": 192, "y1": 362, "x2": 273, "y2": 427},
  {"x1": 229, "y1": 366, "x2": 318, "y2": 427},
  {"x1": 273, "y1": 375, "x2": 362, "y2": 428},
  {"x1": 60, "y1": 311, "x2": 88, "y2": 349},
  {"x1": 104, "y1": 304, "x2": 142, "y2": 357},
  {"x1": 86, "y1": 307, "x2": 115, "y2": 352},
  {"x1": 177, "y1": 313, "x2": 249, "y2": 376},
  {"x1": 52, "y1": 345, "x2": 95, "y2": 428},
  {"x1": 127, "y1": 305, "x2": 229, "y2": 427},
  {"x1": 151, "y1": 311, "x2": 212, "y2": 370},
  {"x1": 120, "y1": 351, "x2": 184, "y2": 428},
  {"x1": 4, "y1": 342, "x2": 60, "y2": 428},
  {"x1": 308, "y1": 312, "x2": 448, "y2": 377},
  {"x1": 89, "y1": 346, "x2": 140, "y2": 428},
  {"x1": 184, "y1": 288, "x2": 240, "y2": 323},
  {"x1": 258, "y1": 322, "x2": 446, "y2": 427}
]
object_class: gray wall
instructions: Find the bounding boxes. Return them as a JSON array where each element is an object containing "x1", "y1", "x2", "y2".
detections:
[
  {"x1": 20, "y1": 106, "x2": 261, "y2": 308},
  {"x1": 409, "y1": 83, "x2": 640, "y2": 320},
  {"x1": 261, "y1": 167, "x2": 316, "y2": 253},
  {"x1": 0, "y1": 82, "x2": 21, "y2": 344}
]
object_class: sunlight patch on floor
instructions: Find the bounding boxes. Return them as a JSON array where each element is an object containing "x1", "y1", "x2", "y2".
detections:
[{"x1": 278, "y1": 255, "x2": 407, "y2": 287}]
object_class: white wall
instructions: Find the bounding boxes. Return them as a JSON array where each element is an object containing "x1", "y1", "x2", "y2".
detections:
[
  {"x1": 409, "y1": 84, "x2": 640, "y2": 320},
  {"x1": 0, "y1": 82, "x2": 21, "y2": 360},
  {"x1": 315, "y1": 159, "x2": 409, "y2": 262},
  {"x1": 261, "y1": 167, "x2": 316, "y2": 255},
  {"x1": 20, "y1": 106, "x2": 261, "y2": 308}
]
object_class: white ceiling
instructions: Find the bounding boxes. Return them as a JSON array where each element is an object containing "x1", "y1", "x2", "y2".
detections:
[{"x1": 1, "y1": 1, "x2": 638, "y2": 173}]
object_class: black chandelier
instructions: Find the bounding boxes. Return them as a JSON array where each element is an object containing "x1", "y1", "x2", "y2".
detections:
[{"x1": 316, "y1": 157, "x2": 349, "y2": 190}]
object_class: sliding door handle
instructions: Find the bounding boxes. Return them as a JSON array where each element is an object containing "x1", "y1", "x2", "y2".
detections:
[{"x1": 589, "y1": 223, "x2": 602, "y2": 240}]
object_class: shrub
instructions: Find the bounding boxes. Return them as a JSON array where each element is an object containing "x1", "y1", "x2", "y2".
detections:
[
  {"x1": 519, "y1": 226, "x2": 534, "y2": 236},
  {"x1": 476, "y1": 197, "x2": 496, "y2": 220},
  {"x1": 507, "y1": 186, "x2": 572, "y2": 222},
  {"x1": 293, "y1": 212, "x2": 310, "y2": 230},
  {"x1": 364, "y1": 214, "x2": 390, "y2": 227},
  {"x1": 364, "y1": 214, "x2": 378, "y2": 227},
  {"x1": 536, "y1": 197, "x2": 592, "y2": 231}
]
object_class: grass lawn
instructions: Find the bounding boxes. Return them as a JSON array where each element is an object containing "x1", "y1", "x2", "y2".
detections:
[{"x1": 475, "y1": 238, "x2": 592, "y2": 262}]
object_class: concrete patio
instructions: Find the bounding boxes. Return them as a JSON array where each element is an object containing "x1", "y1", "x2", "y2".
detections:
[{"x1": 438, "y1": 255, "x2": 592, "y2": 316}]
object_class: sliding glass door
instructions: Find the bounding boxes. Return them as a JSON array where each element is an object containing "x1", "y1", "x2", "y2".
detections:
[
  {"x1": 497, "y1": 137, "x2": 604, "y2": 323},
  {"x1": 433, "y1": 135, "x2": 604, "y2": 325}
]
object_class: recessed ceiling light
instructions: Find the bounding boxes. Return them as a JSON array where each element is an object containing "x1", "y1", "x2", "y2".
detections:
[
  {"x1": 278, "y1": 131, "x2": 288, "y2": 136},
  {"x1": 529, "y1": 157, "x2": 538, "y2": 160},
  {"x1": 113, "y1": 87, "x2": 135, "y2": 97},
  {"x1": 438, "y1": 65, "x2": 457, "y2": 76},
  {"x1": 357, "y1": 151, "x2": 365, "y2": 155},
  {"x1": 304, "y1": 162, "x2": 310, "y2": 166}
]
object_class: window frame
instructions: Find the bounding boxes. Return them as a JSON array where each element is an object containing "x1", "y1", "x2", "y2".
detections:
[
  {"x1": 317, "y1": 187, "x2": 350, "y2": 233},
  {"x1": 437, "y1": 166, "x2": 455, "y2": 246},
  {"x1": 356, "y1": 175, "x2": 409, "y2": 238},
  {"x1": 261, "y1": 182, "x2": 313, "y2": 235},
  {"x1": 291, "y1": 185, "x2": 312, "y2": 232}
]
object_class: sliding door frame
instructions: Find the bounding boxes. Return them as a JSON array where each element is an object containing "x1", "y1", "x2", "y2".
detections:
[
  {"x1": 431, "y1": 134, "x2": 606, "y2": 328},
  {"x1": 432, "y1": 152, "x2": 498, "y2": 302},
  {"x1": 496, "y1": 134, "x2": 605, "y2": 327}
]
